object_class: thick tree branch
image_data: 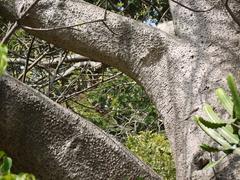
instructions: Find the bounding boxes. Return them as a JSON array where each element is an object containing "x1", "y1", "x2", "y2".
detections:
[
  {"x1": 0, "y1": 0, "x2": 170, "y2": 80},
  {"x1": 0, "y1": 75, "x2": 161, "y2": 179}
]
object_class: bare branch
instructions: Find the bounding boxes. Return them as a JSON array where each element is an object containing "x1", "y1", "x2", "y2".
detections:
[
  {"x1": 225, "y1": 0, "x2": 240, "y2": 27},
  {"x1": 0, "y1": 0, "x2": 169, "y2": 81},
  {"x1": 1, "y1": 0, "x2": 40, "y2": 44},
  {"x1": 58, "y1": 72, "x2": 123, "y2": 102},
  {"x1": 170, "y1": 0, "x2": 217, "y2": 12},
  {"x1": 22, "y1": 36, "x2": 35, "y2": 82},
  {"x1": 18, "y1": 49, "x2": 49, "y2": 80}
]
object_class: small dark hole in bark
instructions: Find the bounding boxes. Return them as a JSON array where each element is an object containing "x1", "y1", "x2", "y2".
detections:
[
  {"x1": 197, "y1": 158, "x2": 209, "y2": 170},
  {"x1": 193, "y1": 152, "x2": 210, "y2": 170}
]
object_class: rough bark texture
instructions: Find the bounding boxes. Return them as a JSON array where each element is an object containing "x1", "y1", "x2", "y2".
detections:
[
  {"x1": 1, "y1": 0, "x2": 240, "y2": 179},
  {"x1": 0, "y1": 75, "x2": 161, "y2": 180}
]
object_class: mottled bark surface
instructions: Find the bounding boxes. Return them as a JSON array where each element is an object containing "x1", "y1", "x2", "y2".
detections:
[
  {"x1": 0, "y1": 75, "x2": 161, "y2": 180},
  {"x1": 0, "y1": 0, "x2": 240, "y2": 179}
]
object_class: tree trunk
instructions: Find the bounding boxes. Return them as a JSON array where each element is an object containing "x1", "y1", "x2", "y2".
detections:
[
  {"x1": 0, "y1": 75, "x2": 161, "y2": 179},
  {"x1": 0, "y1": 0, "x2": 240, "y2": 179}
]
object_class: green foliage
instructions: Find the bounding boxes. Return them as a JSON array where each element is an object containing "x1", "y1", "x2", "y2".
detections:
[
  {"x1": 125, "y1": 131, "x2": 176, "y2": 180},
  {"x1": 7, "y1": 30, "x2": 28, "y2": 54},
  {"x1": 85, "y1": 0, "x2": 171, "y2": 23},
  {"x1": 69, "y1": 68, "x2": 161, "y2": 140},
  {"x1": 0, "y1": 151, "x2": 35, "y2": 180},
  {"x1": 194, "y1": 74, "x2": 240, "y2": 169},
  {"x1": 0, "y1": 44, "x2": 8, "y2": 76},
  {"x1": 124, "y1": 0, "x2": 170, "y2": 22}
]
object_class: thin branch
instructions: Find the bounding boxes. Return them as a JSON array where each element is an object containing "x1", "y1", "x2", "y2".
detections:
[
  {"x1": 55, "y1": 77, "x2": 79, "y2": 103},
  {"x1": 225, "y1": 0, "x2": 240, "y2": 27},
  {"x1": 159, "y1": 7, "x2": 170, "y2": 22},
  {"x1": 18, "y1": 49, "x2": 49, "y2": 80},
  {"x1": 22, "y1": 8, "x2": 116, "y2": 35},
  {"x1": 171, "y1": 0, "x2": 217, "y2": 12},
  {"x1": 140, "y1": 0, "x2": 162, "y2": 17},
  {"x1": 70, "y1": 99, "x2": 97, "y2": 111},
  {"x1": 18, "y1": 0, "x2": 41, "y2": 19},
  {"x1": 22, "y1": 36, "x2": 35, "y2": 82},
  {"x1": 59, "y1": 72, "x2": 123, "y2": 103},
  {"x1": 49, "y1": 51, "x2": 68, "y2": 92},
  {"x1": 1, "y1": 22, "x2": 18, "y2": 44},
  {"x1": 1, "y1": 0, "x2": 40, "y2": 44},
  {"x1": 21, "y1": 19, "x2": 105, "y2": 32}
]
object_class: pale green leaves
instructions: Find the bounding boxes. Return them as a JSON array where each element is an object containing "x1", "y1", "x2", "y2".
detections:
[
  {"x1": 194, "y1": 74, "x2": 240, "y2": 169},
  {"x1": 0, "y1": 44, "x2": 8, "y2": 76},
  {"x1": 0, "y1": 151, "x2": 35, "y2": 180},
  {"x1": 0, "y1": 151, "x2": 12, "y2": 176}
]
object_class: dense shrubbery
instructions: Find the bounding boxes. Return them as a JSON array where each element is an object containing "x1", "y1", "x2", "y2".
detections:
[
  {"x1": 69, "y1": 68, "x2": 162, "y2": 140},
  {"x1": 126, "y1": 131, "x2": 176, "y2": 179}
]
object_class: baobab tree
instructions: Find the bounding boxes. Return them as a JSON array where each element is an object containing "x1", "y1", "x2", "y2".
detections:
[{"x1": 0, "y1": 0, "x2": 240, "y2": 179}]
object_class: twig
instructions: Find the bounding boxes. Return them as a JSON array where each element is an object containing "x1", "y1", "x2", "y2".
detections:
[
  {"x1": 225, "y1": 0, "x2": 240, "y2": 27},
  {"x1": 70, "y1": 99, "x2": 97, "y2": 111},
  {"x1": 171, "y1": 0, "x2": 217, "y2": 12},
  {"x1": 49, "y1": 51, "x2": 68, "y2": 91},
  {"x1": 22, "y1": 7, "x2": 116, "y2": 34},
  {"x1": 18, "y1": 0, "x2": 41, "y2": 19},
  {"x1": 55, "y1": 77, "x2": 80, "y2": 103},
  {"x1": 18, "y1": 49, "x2": 48, "y2": 80},
  {"x1": 159, "y1": 7, "x2": 170, "y2": 22},
  {"x1": 22, "y1": 36, "x2": 35, "y2": 82},
  {"x1": 59, "y1": 72, "x2": 123, "y2": 103},
  {"x1": 21, "y1": 19, "x2": 105, "y2": 32},
  {"x1": 140, "y1": 0, "x2": 162, "y2": 17},
  {"x1": 1, "y1": 22, "x2": 18, "y2": 44},
  {"x1": 1, "y1": 0, "x2": 41, "y2": 44}
]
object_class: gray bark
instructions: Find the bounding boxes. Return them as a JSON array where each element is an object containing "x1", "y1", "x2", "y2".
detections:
[
  {"x1": 1, "y1": 0, "x2": 240, "y2": 179},
  {"x1": 0, "y1": 75, "x2": 161, "y2": 180}
]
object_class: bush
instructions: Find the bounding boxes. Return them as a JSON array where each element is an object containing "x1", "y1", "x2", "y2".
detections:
[{"x1": 125, "y1": 131, "x2": 176, "y2": 180}]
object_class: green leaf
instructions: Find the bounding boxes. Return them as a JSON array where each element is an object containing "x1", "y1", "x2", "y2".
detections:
[
  {"x1": 227, "y1": 74, "x2": 240, "y2": 119},
  {"x1": 216, "y1": 88, "x2": 233, "y2": 115},
  {"x1": 0, "y1": 44, "x2": 8, "y2": 76},
  {"x1": 16, "y1": 173, "x2": 36, "y2": 180},
  {"x1": 0, "y1": 174, "x2": 16, "y2": 180},
  {"x1": 200, "y1": 144, "x2": 220, "y2": 152},
  {"x1": 198, "y1": 117, "x2": 226, "y2": 129},
  {"x1": 0, "y1": 151, "x2": 6, "y2": 159},
  {"x1": 203, "y1": 155, "x2": 226, "y2": 170},
  {"x1": 0, "y1": 157, "x2": 12, "y2": 175},
  {"x1": 203, "y1": 104, "x2": 239, "y2": 144},
  {"x1": 203, "y1": 104, "x2": 225, "y2": 123},
  {"x1": 194, "y1": 116, "x2": 232, "y2": 149},
  {"x1": 117, "y1": 2, "x2": 124, "y2": 7}
]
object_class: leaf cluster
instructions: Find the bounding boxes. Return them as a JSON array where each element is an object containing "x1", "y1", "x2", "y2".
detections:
[
  {"x1": 0, "y1": 44, "x2": 8, "y2": 76},
  {"x1": 194, "y1": 74, "x2": 240, "y2": 169},
  {"x1": 69, "y1": 68, "x2": 161, "y2": 140},
  {"x1": 0, "y1": 151, "x2": 35, "y2": 180},
  {"x1": 85, "y1": 0, "x2": 171, "y2": 23},
  {"x1": 125, "y1": 131, "x2": 176, "y2": 180}
]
